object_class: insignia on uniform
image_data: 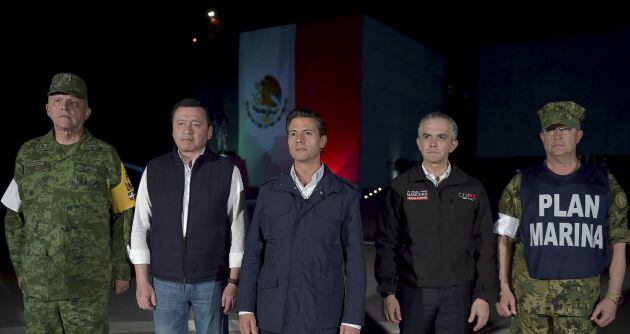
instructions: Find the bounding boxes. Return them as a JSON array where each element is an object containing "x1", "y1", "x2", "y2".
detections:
[
  {"x1": 83, "y1": 143, "x2": 98, "y2": 151},
  {"x1": 407, "y1": 190, "x2": 428, "y2": 200},
  {"x1": 458, "y1": 192, "x2": 478, "y2": 201},
  {"x1": 615, "y1": 192, "x2": 627, "y2": 209},
  {"x1": 112, "y1": 163, "x2": 136, "y2": 213},
  {"x1": 26, "y1": 160, "x2": 50, "y2": 171}
]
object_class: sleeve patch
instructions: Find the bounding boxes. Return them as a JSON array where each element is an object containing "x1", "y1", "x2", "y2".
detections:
[
  {"x1": 615, "y1": 192, "x2": 627, "y2": 209},
  {"x1": 112, "y1": 162, "x2": 136, "y2": 213}
]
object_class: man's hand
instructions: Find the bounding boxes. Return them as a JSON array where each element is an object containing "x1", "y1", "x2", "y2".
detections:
[
  {"x1": 590, "y1": 298, "x2": 617, "y2": 327},
  {"x1": 222, "y1": 283, "x2": 237, "y2": 314},
  {"x1": 135, "y1": 279, "x2": 157, "y2": 311},
  {"x1": 339, "y1": 324, "x2": 360, "y2": 334},
  {"x1": 383, "y1": 294, "x2": 402, "y2": 324},
  {"x1": 17, "y1": 276, "x2": 25, "y2": 290},
  {"x1": 496, "y1": 285, "x2": 517, "y2": 317},
  {"x1": 113, "y1": 280, "x2": 130, "y2": 295},
  {"x1": 239, "y1": 313, "x2": 258, "y2": 334},
  {"x1": 468, "y1": 298, "x2": 489, "y2": 332}
]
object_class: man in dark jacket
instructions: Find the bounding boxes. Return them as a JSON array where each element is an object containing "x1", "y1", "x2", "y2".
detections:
[
  {"x1": 375, "y1": 112, "x2": 498, "y2": 333},
  {"x1": 238, "y1": 108, "x2": 366, "y2": 334}
]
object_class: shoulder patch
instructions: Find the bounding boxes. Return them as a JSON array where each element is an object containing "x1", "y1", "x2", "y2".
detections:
[
  {"x1": 615, "y1": 192, "x2": 627, "y2": 209},
  {"x1": 111, "y1": 162, "x2": 136, "y2": 213}
]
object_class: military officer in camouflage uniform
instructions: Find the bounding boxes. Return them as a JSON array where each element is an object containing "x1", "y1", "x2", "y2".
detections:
[
  {"x1": 494, "y1": 101, "x2": 629, "y2": 333},
  {"x1": 1, "y1": 73, "x2": 136, "y2": 333}
]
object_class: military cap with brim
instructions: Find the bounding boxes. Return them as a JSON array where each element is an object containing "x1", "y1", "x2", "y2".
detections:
[
  {"x1": 537, "y1": 101, "x2": 585, "y2": 129},
  {"x1": 48, "y1": 73, "x2": 88, "y2": 100}
]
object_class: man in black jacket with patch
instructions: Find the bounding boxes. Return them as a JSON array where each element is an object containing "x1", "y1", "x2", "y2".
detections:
[{"x1": 375, "y1": 112, "x2": 498, "y2": 333}]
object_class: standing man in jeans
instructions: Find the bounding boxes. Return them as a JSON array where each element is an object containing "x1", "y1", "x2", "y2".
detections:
[
  {"x1": 375, "y1": 112, "x2": 498, "y2": 333},
  {"x1": 128, "y1": 98, "x2": 248, "y2": 333}
]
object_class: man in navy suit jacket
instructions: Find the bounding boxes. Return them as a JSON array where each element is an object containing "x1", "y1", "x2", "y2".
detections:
[{"x1": 238, "y1": 108, "x2": 366, "y2": 334}]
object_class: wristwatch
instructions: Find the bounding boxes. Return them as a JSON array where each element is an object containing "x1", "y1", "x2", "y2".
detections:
[
  {"x1": 228, "y1": 277, "x2": 239, "y2": 286},
  {"x1": 380, "y1": 291, "x2": 394, "y2": 298},
  {"x1": 604, "y1": 292, "x2": 623, "y2": 306}
]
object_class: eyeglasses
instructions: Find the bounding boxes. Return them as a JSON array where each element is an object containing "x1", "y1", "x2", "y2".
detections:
[{"x1": 543, "y1": 126, "x2": 574, "y2": 136}]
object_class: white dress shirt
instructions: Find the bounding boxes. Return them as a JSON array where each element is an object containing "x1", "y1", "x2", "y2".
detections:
[
  {"x1": 421, "y1": 161, "x2": 451, "y2": 187},
  {"x1": 290, "y1": 163, "x2": 324, "y2": 199},
  {"x1": 128, "y1": 150, "x2": 246, "y2": 268}
]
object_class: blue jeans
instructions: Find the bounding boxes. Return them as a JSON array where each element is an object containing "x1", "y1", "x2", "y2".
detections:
[{"x1": 153, "y1": 277, "x2": 228, "y2": 334}]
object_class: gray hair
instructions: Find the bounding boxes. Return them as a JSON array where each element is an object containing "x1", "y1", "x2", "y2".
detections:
[{"x1": 418, "y1": 111, "x2": 458, "y2": 139}]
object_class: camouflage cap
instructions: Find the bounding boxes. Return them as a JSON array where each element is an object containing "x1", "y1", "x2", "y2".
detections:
[
  {"x1": 537, "y1": 101, "x2": 585, "y2": 129},
  {"x1": 48, "y1": 73, "x2": 88, "y2": 100}
]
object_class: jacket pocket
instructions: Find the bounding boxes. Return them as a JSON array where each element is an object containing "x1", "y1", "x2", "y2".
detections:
[
  {"x1": 310, "y1": 205, "x2": 343, "y2": 242},
  {"x1": 261, "y1": 201, "x2": 291, "y2": 239}
]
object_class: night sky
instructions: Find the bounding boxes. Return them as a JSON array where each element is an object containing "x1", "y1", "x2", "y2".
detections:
[{"x1": 2, "y1": 2, "x2": 628, "y2": 182}]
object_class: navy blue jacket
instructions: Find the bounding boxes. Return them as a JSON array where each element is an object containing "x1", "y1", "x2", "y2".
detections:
[{"x1": 238, "y1": 166, "x2": 366, "y2": 332}]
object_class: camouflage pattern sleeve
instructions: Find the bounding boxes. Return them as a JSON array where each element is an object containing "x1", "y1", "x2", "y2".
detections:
[
  {"x1": 494, "y1": 174, "x2": 522, "y2": 239},
  {"x1": 607, "y1": 173, "x2": 629, "y2": 244},
  {"x1": 498, "y1": 173, "x2": 522, "y2": 219},
  {"x1": 109, "y1": 154, "x2": 136, "y2": 281},
  {"x1": 5, "y1": 157, "x2": 26, "y2": 277},
  {"x1": 4, "y1": 210, "x2": 25, "y2": 276},
  {"x1": 111, "y1": 209, "x2": 133, "y2": 280}
]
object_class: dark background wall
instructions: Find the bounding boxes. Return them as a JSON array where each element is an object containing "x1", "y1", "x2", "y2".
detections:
[
  {"x1": 360, "y1": 16, "x2": 445, "y2": 187},
  {"x1": 477, "y1": 30, "x2": 630, "y2": 158}
]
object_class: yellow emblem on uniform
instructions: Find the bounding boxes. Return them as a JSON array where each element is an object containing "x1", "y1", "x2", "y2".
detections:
[{"x1": 112, "y1": 162, "x2": 136, "y2": 213}]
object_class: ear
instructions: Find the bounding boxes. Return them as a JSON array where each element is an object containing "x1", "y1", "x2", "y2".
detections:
[
  {"x1": 576, "y1": 129, "x2": 583, "y2": 144},
  {"x1": 207, "y1": 125, "x2": 214, "y2": 141},
  {"x1": 320, "y1": 135, "x2": 327, "y2": 149},
  {"x1": 45, "y1": 104, "x2": 51, "y2": 117},
  {"x1": 416, "y1": 137, "x2": 422, "y2": 152},
  {"x1": 85, "y1": 107, "x2": 92, "y2": 120},
  {"x1": 449, "y1": 139, "x2": 459, "y2": 153},
  {"x1": 539, "y1": 132, "x2": 544, "y2": 143}
]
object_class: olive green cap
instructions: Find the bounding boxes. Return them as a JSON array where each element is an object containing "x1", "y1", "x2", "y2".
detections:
[
  {"x1": 537, "y1": 101, "x2": 585, "y2": 129},
  {"x1": 49, "y1": 73, "x2": 88, "y2": 100}
]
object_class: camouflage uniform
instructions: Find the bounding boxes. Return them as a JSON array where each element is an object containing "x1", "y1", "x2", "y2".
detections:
[
  {"x1": 3, "y1": 129, "x2": 135, "y2": 333},
  {"x1": 498, "y1": 172, "x2": 629, "y2": 334},
  {"x1": 494, "y1": 101, "x2": 629, "y2": 333}
]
